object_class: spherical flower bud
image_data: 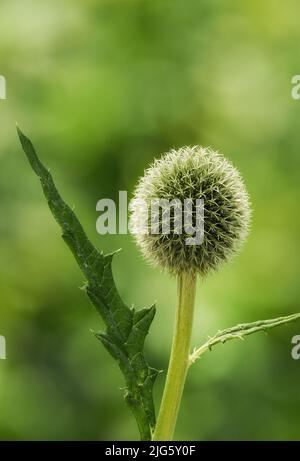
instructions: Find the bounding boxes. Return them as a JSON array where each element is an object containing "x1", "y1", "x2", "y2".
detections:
[{"x1": 130, "y1": 146, "x2": 251, "y2": 276}]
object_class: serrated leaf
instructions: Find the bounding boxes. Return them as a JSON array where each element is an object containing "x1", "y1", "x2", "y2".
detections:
[
  {"x1": 17, "y1": 126, "x2": 158, "y2": 441},
  {"x1": 189, "y1": 313, "x2": 300, "y2": 365}
]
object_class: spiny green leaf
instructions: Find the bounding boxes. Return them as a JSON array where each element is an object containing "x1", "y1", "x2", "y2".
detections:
[
  {"x1": 189, "y1": 312, "x2": 300, "y2": 365},
  {"x1": 17, "y1": 126, "x2": 158, "y2": 441}
]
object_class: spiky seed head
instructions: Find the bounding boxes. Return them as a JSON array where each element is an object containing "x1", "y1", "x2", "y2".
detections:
[{"x1": 130, "y1": 146, "x2": 251, "y2": 276}]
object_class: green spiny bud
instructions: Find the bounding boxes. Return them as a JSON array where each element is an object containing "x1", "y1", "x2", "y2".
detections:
[{"x1": 130, "y1": 146, "x2": 251, "y2": 276}]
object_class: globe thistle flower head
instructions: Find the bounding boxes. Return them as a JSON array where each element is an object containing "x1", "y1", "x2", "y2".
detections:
[{"x1": 130, "y1": 146, "x2": 251, "y2": 276}]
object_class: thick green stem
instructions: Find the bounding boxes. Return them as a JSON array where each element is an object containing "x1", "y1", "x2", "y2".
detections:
[{"x1": 153, "y1": 271, "x2": 197, "y2": 441}]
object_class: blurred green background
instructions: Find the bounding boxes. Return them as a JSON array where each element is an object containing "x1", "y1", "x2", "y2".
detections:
[{"x1": 1, "y1": 0, "x2": 300, "y2": 441}]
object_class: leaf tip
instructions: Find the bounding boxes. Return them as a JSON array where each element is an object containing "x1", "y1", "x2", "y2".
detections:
[
  {"x1": 16, "y1": 123, "x2": 27, "y2": 140},
  {"x1": 16, "y1": 123, "x2": 23, "y2": 139}
]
